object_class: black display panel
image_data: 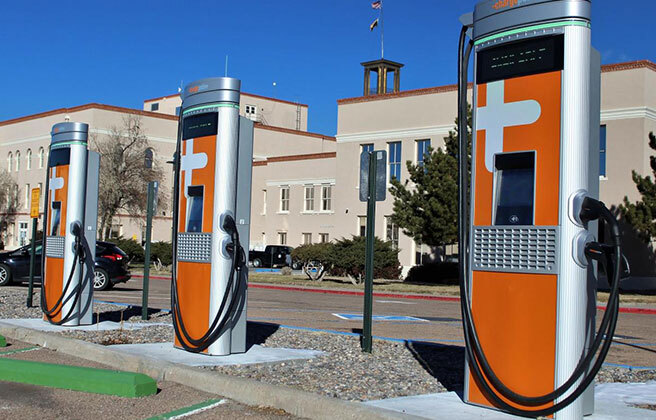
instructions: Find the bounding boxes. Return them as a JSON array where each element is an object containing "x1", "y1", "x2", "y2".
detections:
[
  {"x1": 494, "y1": 152, "x2": 535, "y2": 226},
  {"x1": 48, "y1": 148, "x2": 71, "y2": 167},
  {"x1": 182, "y1": 112, "x2": 218, "y2": 140},
  {"x1": 477, "y1": 35, "x2": 564, "y2": 84},
  {"x1": 186, "y1": 185, "x2": 204, "y2": 233}
]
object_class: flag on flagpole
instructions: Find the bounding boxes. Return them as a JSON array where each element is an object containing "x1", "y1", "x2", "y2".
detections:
[
  {"x1": 371, "y1": 1, "x2": 382, "y2": 10},
  {"x1": 370, "y1": 18, "x2": 379, "y2": 31}
]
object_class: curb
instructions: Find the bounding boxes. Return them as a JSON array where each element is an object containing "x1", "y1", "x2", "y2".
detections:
[
  {"x1": 0, "y1": 322, "x2": 419, "y2": 420},
  {"x1": 0, "y1": 357, "x2": 157, "y2": 397}
]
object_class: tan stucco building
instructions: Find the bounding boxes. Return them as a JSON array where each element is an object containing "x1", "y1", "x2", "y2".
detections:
[{"x1": 0, "y1": 59, "x2": 654, "y2": 277}]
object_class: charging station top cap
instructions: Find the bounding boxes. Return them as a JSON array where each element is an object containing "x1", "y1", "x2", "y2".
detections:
[
  {"x1": 51, "y1": 122, "x2": 89, "y2": 144},
  {"x1": 181, "y1": 77, "x2": 241, "y2": 111},
  {"x1": 473, "y1": 0, "x2": 590, "y2": 41}
]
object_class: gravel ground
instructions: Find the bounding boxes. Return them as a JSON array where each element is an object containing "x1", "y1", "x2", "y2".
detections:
[{"x1": 2, "y1": 287, "x2": 656, "y2": 403}]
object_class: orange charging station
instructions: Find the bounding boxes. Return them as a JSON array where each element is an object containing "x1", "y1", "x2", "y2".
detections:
[
  {"x1": 41, "y1": 122, "x2": 100, "y2": 326},
  {"x1": 171, "y1": 77, "x2": 254, "y2": 355},
  {"x1": 457, "y1": 1, "x2": 623, "y2": 419}
]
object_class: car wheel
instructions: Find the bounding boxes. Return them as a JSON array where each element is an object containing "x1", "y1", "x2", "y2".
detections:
[
  {"x1": 0, "y1": 264, "x2": 12, "y2": 286},
  {"x1": 292, "y1": 261, "x2": 302, "y2": 270},
  {"x1": 93, "y1": 268, "x2": 112, "y2": 291},
  {"x1": 252, "y1": 258, "x2": 262, "y2": 268}
]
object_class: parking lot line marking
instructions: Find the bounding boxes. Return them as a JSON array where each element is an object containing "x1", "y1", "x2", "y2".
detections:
[
  {"x1": 375, "y1": 300, "x2": 417, "y2": 305},
  {"x1": 0, "y1": 346, "x2": 40, "y2": 357},
  {"x1": 332, "y1": 313, "x2": 429, "y2": 322},
  {"x1": 146, "y1": 398, "x2": 227, "y2": 420}
]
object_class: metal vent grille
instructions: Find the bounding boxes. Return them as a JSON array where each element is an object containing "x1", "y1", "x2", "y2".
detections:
[
  {"x1": 46, "y1": 236, "x2": 65, "y2": 259},
  {"x1": 177, "y1": 232, "x2": 212, "y2": 263},
  {"x1": 472, "y1": 226, "x2": 559, "y2": 274}
]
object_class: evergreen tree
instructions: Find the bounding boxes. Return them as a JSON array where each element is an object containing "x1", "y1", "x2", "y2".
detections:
[
  {"x1": 389, "y1": 107, "x2": 472, "y2": 249},
  {"x1": 619, "y1": 132, "x2": 656, "y2": 243}
]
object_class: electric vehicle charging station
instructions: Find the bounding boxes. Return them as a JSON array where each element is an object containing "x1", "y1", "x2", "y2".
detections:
[
  {"x1": 41, "y1": 122, "x2": 100, "y2": 326},
  {"x1": 171, "y1": 77, "x2": 253, "y2": 356},
  {"x1": 456, "y1": 1, "x2": 623, "y2": 419}
]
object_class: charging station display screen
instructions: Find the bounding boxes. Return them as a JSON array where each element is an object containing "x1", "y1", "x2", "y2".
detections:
[
  {"x1": 494, "y1": 152, "x2": 535, "y2": 225},
  {"x1": 186, "y1": 186, "x2": 204, "y2": 232},
  {"x1": 477, "y1": 35, "x2": 564, "y2": 84},
  {"x1": 50, "y1": 201, "x2": 62, "y2": 235},
  {"x1": 48, "y1": 148, "x2": 71, "y2": 167},
  {"x1": 183, "y1": 113, "x2": 218, "y2": 140}
]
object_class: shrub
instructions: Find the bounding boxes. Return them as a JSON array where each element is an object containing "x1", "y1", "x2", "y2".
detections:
[
  {"x1": 404, "y1": 262, "x2": 459, "y2": 285},
  {"x1": 291, "y1": 243, "x2": 333, "y2": 281},
  {"x1": 328, "y1": 236, "x2": 401, "y2": 283},
  {"x1": 110, "y1": 238, "x2": 144, "y2": 263},
  {"x1": 280, "y1": 266, "x2": 293, "y2": 276},
  {"x1": 150, "y1": 241, "x2": 173, "y2": 266}
]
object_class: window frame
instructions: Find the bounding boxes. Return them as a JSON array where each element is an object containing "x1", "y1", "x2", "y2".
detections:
[
  {"x1": 388, "y1": 141, "x2": 402, "y2": 181},
  {"x1": 416, "y1": 139, "x2": 431, "y2": 167},
  {"x1": 321, "y1": 185, "x2": 332, "y2": 212},
  {"x1": 304, "y1": 185, "x2": 315, "y2": 212},
  {"x1": 279, "y1": 186, "x2": 290, "y2": 213}
]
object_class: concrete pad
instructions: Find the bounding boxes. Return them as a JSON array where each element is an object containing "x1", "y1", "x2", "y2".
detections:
[
  {"x1": 0, "y1": 318, "x2": 170, "y2": 332},
  {"x1": 109, "y1": 342, "x2": 324, "y2": 367},
  {"x1": 365, "y1": 383, "x2": 656, "y2": 419}
]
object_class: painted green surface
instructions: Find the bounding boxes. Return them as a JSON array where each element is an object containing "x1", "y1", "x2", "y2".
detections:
[
  {"x1": 0, "y1": 358, "x2": 157, "y2": 398},
  {"x1": 0, "y1": 335, "x2": 6, "y2": 347},
  {"x1": 474, "y1": 20, "x2": 590, "y2": 45},
  {"x1": 0, "y1": 346, "x2": 39, "y2": 356},
  {"x1": 146, "y1": 398, "x2": 225, "y2": 420}
]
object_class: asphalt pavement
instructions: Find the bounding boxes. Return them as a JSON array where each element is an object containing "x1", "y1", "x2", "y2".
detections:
[{"x1": 91, "y1": 276, "x2": 656, "y2": 369}]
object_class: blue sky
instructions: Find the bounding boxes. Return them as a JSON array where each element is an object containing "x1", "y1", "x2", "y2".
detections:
[{"x1": 0, "y1": 1, "x2": 654, "y2": 135}]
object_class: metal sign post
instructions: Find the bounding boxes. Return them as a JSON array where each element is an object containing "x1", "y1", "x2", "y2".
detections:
[
  {"x1": 26, "y1": 188, "x2": 40, "y2": 307},
  {"x1": 359, "y1": 150, "x2": 386, "y2": 353},
  {"x1": 142, "y1": 181, "x2": 157, "y2": 320}
]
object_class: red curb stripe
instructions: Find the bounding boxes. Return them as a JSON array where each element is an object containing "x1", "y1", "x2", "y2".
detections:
[{"x1": 130, "y1": 275, "x2": 656, "y2": 314}]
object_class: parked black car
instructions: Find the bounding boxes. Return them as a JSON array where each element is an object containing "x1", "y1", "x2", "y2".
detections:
[
  {"x1": 0, "y1": 241, "x2": 131, "y2": 291},
  {"x1": 249, "y1": 245, "x2": 297, "y2": 268}
]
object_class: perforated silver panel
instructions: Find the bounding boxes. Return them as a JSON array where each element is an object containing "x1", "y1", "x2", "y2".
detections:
[
  {"x1": 472, "y1": 226, "x2": 559, "y2": 274},
  {"x1": 177, "y1": 232, "x2": 212, "y2": 263},
  {"x1": 46, "y1": 236, "x2": 65, "y2": 259}
]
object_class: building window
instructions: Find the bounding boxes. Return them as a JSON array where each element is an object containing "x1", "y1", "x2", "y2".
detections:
[
  {"x1": 321, "y1": 185, "x2": 332, "y2": 211},
  {"x1": 361, "y1": 144, "x2": 374, "y2": 154},
  {"x1": 358, "y1": 216, "x2": 367, "y2": 237},
  {"x1": 302, "y1": 233, "x2": 312, "y2": 245},
  {"x1": 245, "y1": 105, "x2": 257, "y2": 120},
  {"x1": 110, "y1": 223, "x2": 122, "y2": 238},
  {"x1": 26, "y1": 149, "x2": 32, "y2": 170},
  {"x1": 175, "y1": 106, "x2": 181, "y2": 116},
  {"x1": 7, "y1": 152, "x2": 12, "y2": 172},
  {"x1": 385, "y1": 216, "x2": 399, "y2": 249},
  {"x1": 15, "y1": 151, "x2": 20, "y2": 172},
  {"x1": 38, "y1": 147, "x2": 45, "y2": 169},
  {"x1": 278, "y1": 231, "x2": 287, "y2": 245},
  {"x1": 600, "y1": 125, "x2": 607, "y2": 178},
  {"x1": 24, "y1": 184, "x2": 30, "y2": 209},
  {"x1": 144, "y1": 148, "x2": 154, "y2": 169},
  {"x1": 416, "y1": 139, "x2": 430, "y2": 166},
  {"x1": 280, "y1": 186, "x2": 290, "y2": 212},
  {"x1": 415, "y1": 242, "x2": 430, "y2": 265},
  {"x1": 388, "y1": 141, "x2": 401, "y2": 181},
  {"x1": 150, "y1": 103, "x2": 159, "y2": 111},
  {"x1": 304, "y1": 186, "x2": 315, "y2": 212},
  {"x1": 319, "y1": 233, "x2": 329, "y2": 243}
]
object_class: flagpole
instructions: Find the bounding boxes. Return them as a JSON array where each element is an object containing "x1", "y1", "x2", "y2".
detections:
[{"x1": 380, "y1": 0, "x2": 384, "y2": 59}]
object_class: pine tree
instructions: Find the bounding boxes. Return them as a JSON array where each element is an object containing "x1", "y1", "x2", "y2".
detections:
[
  {"x1": 389, "y1": 107, "x2": 472, "y2": 249},
  {"x1": 619, "y1": 132, "x2": 656, "y2": 243}
]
